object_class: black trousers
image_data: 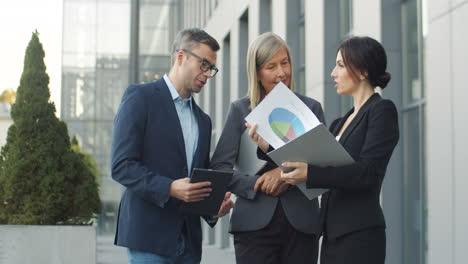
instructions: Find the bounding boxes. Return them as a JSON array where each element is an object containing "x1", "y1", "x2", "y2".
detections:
[
  {"x1": 233, "y1": 201, "x2": 319, "y2": 264},
  {"x1": 320, "y1": 227, "x2": 386, "y2": 264}
]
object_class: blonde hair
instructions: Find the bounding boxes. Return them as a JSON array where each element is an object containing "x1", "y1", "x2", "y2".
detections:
[{"x1": 247, "y1": 32, "x2": 296, "y2": 110}]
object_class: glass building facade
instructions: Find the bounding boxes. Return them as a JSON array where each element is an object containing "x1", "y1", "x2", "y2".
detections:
[
  {"x1": 62, "y1": 0, "x2": 130, "y2": 234},
  {"x1": 61, "y1": 0, "x2": 181, "y2": 235}
]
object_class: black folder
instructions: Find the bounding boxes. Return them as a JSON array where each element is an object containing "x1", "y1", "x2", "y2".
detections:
[{"x1": 180, "y1": 168, "x2": 232, "y2": 216}]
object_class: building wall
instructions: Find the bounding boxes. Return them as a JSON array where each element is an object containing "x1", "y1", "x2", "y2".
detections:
[
  {"x1": 426, "y1": 1, "x2": 468, "y2": 263},
  {"x1": 304, "y1": 0, "x2": 325, "y2": 104},
  {"x1": 194, "y1": 0, "x2": 468, "y2": 263}
]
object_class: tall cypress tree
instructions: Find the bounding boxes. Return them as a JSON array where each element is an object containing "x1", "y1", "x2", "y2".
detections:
[{"x1": 0, "y1": 31, "x2": 100, "y2": 225}]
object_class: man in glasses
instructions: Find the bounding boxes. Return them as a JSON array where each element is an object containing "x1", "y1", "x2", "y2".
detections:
[{"x1": 111, "y1": 28, "x2": 234, "y2": 264}]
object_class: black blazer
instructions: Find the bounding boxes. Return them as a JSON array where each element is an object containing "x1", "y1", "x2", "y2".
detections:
[{"x1": 306, "y1": 93, "x2": 399, "y2": 239}]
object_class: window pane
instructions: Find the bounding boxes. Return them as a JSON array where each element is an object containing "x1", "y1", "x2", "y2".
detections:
[
  {"x1": 209, "y1": 76, "x2": 217, "y2": 153},
  {"x1": 339, "y1": 0, "x2": 352, "y2": 36},
  {"x1": 300, "y1": 0, "x2": 305, "y2": 17},
  {"x1": 298, "y1": 69, "x2": 305, "y2": 95},
  {"x1": 299, "y1": 23, "x2": 305, "y2": 66},
  {"x1": 402, "y1": 106, "x2": 425, "y2": 264},
  {"x1": 259, "y1": 0, "x2": 272, "y2": 33},
  {"x1": 139, "y1": 0, "x2": 177, "y2": 83},
  {"x1": 402, "y1": 0, "x2": 422, "y2": 104},
  {"x1": 222, "y1": 35, "x2": 231, "y2": 124}
]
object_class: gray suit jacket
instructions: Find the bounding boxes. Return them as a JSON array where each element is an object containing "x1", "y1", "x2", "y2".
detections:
[{"x1": 210, "y1": 95, "x2": 325, "y2": 234}]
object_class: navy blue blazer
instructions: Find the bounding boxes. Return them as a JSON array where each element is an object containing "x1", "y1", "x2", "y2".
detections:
[{"x1": 111, "y1": 78, "x2": 212, "y2": 260}]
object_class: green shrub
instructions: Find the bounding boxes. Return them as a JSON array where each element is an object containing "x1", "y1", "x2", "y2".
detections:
[{"x1": 0, "y1": 31, "x2": 100, "y2": 225}]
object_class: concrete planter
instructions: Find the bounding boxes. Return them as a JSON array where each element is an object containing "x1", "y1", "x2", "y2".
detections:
[{"x1": 0, "y1": 225, "x2": 96, "y2": 264}]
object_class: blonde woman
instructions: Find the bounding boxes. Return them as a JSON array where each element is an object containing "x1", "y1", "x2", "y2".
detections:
[{"x1": 210, "y1": 32, "x2": 324, "y2": 264}]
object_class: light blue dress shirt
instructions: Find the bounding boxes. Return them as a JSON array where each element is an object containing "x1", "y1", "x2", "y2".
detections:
[{"x1": 163, "y1": 74, "x2": 199, "y2": 175}]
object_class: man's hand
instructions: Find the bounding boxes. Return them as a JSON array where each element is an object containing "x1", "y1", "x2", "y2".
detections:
[
  {"x1": 254, "y1": 168, "x2": 289, "y2": 196},
  {"x1": 169, "y1": 178, "x2": 212, "y2": 202},
  {"x1": 216, "y1": 192, "x2": 235, "y2": 217}
]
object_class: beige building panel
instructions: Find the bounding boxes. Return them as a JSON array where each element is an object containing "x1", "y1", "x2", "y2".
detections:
[
  {"x1": 352, "y1": 0, "x2": 381, "y2": 40},
  {"x1": 304, "y1": 0, "x2": 325, "y2": 104},
  {"x1": 428, "y1": 0, "x2": 452, "y2": 21},
  {"x1": 271, "y1": 0, "x2": 287, "y2": 39},
  {"x1": 426, "y1": 13, "x2": 455, "y2": 264},
  {"x1": 452, "y1": 3, "x2": 468, "y2": 264}
]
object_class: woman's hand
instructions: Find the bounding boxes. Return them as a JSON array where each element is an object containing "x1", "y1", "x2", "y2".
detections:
[
  {"x1": 245, "y1": 122, "x2": 269, "y2": 153},
  {"x1": 216, "y1": 192, "x2": 235, "y2": 217},
  {"x1": 280, "y1": 162, "x2": 308, "y2": 185}
]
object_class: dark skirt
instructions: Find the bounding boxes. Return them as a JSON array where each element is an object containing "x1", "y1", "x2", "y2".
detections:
[{"x1": 233, "y1": 201, "x2": 319, "y2": 264}]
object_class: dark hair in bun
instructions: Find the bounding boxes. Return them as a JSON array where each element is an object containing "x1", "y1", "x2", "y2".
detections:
[
  {"x1": 338, "y1": 36, "x2": 391, "y2": 89},
  {"x1": 376, "y1": 72, "x2": 391, "y2": 88}
]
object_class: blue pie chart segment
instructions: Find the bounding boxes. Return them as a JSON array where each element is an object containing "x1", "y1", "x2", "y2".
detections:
[{"x1": 268, "y1": 108, "x2": 305, "y2": 143}]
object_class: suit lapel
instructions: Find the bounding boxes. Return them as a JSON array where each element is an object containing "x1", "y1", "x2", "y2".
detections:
[
  {"x1": 332, "y1": 111, "x2": 351, "y2": 136},
  {"x1": 158, "y1": 78, "x2": 187, "y2": 165},
  {"x1": 339, "y1": 93, "x2": 380, "y2": 145},
  {"x1": 190, "y1": 99, "x2": 205, "y2": 169}
]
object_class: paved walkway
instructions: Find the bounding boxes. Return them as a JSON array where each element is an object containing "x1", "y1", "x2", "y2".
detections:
[
  {"x1": 97, "y1": 235, "x2": 127, "y2": 264},
  {"x1": 201, "y1": 246, "x2": 235, "y2": 264}
]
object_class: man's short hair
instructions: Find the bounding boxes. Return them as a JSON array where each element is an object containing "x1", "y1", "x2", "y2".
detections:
[{"x1": 171, "y1": 28, "x2": 220, "y2": 65}]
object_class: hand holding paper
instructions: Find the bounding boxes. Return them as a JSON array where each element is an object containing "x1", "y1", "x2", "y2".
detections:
[
  {"x1": 245, "y1": 122, "x2": 269, "y2": 153},
  {"x1": 244, "y1": 82, "x2": 321, "y2": 149}
]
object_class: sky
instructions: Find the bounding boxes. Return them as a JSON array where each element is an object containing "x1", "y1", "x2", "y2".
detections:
[{"x1": 0, "y1": 0, "x2": 63, "y2": 114}]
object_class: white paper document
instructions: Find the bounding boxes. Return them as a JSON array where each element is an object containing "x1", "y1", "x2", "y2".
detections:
[{"x1": 244, "y1": 82, "x2": 321, "y2": 149}]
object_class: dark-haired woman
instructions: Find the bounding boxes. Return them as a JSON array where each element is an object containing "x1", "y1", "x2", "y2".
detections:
[{"x1": 250, "y1": 36, "x2": 400, "y2": 263}]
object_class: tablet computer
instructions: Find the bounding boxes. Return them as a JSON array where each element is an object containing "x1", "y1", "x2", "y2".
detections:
[{"x1": 180, "y1": 168, "x2": 233, "y2": 216}]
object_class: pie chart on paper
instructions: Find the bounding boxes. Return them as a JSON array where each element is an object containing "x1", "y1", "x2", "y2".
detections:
[{"x1": 268, "y1": 108, "x2": 305, "y2": 144}]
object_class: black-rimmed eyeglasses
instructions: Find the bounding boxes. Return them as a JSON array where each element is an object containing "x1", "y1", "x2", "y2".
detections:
[{"x1": 176, "y1": 49, "x2": 218, "y2": 78}]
